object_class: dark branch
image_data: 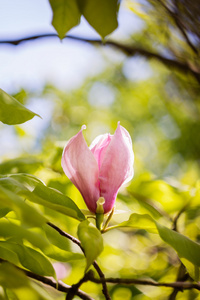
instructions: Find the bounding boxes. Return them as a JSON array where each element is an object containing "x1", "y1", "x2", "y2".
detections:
[
  {"x1": 1, "y1": 33, "x2": 200, "y2": 83},
  {"x1": 87, "y1": 272, "x2": 200, "y2": 291},
  {"x1": 47, "y1": 222, "x2": 111, "y2": 300},
  {"x1": 0, "y1": 258, "x2": 94, "y2": 300},
  {"x1": 158, "y1": 0, "x2": 199, "y2": 55}
]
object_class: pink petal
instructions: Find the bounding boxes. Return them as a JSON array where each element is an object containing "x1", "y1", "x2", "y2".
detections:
[
  {"x1": 61, "y1": 126, "x2": 100, "y2": 213},
  {"x1": 90, "y1": 134, "x2": 112, "y2": 170},
  {"x1": 99, "y1": 123, "x2": 134, "y2": 213}
]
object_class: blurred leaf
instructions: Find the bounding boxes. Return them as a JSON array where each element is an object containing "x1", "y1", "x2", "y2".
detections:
[
  {"x1": 0, "y1": 207, "x2": 11, "y2": 218},
  {"x1": 108, "y1": 213, "x2": 158, "y2": 233},
  {"x1": 0, "y1": 157, "x2": 42, "y2": 174},
  {"x1": 77, "y1": 220, "x2": 103, "y2": 271},
  {"x1": 0, "y1": 184, "x2": 47, "y2": 227},
  {"x1": 0, "y1": 88, "x2": 40, "y2": 125},
  {"x1": 0, "y1": 219, "x2": 50, "y2": 250},
  {"x1": 49, "y1": 0, "x2": 81, "y2": 39},
  {"x1": 0, "y1": 242, "x2": 55, "y2": 277},
  {"x1": 0, "y1": 262, "x2": 29, "y2": 288},
  {"x1": 181, "y1": 258, "x2": 200, "y2": 281},
  {"x1": 78, "y1": 0, "x2": 119, "y2": 38},
  {"x1": 44, "y1": 223, "x2": 70, "y2": 251},
  {"x1": 44, "y1": 244, "x2": 83, "y2": 262},
  {"x1": 156, "y1": 223, "x2": 200, "y2": 267}
]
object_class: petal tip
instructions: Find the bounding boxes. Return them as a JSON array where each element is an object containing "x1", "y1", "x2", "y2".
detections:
[{"x1": 81, "y1": 125, "x2": 86, "y2": 130}]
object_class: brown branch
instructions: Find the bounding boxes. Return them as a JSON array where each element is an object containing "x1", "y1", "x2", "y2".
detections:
[
  {"x1": 0, "y1": 258, "x2": 94, "y2": 300},
  {"x1": 47, "y1": 222, "x2": 111, "y2": 300},
  {"x1": 0, "y1": 33, "x2": 200, "y2": 83},
  {"x1": 86, "y1": 272, "x2": 200, "y2": 291},
  {"x1": 157, "y1": 0, "x2": 199, "y2": 55}
]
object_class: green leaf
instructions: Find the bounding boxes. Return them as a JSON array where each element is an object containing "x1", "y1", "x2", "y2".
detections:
[
  {"x1": 107, "y1": 213, "x2": 158, "y2": 233},
  {"x1": 78, "y1": 0, "x2": 119, "y2": 38},
  {"x1": 49, "y1": 0, "x2": 81, "y2": 39},
  {"x1": 43, "y1": 224, "x2": 83, "y2": 262},
  {"x1": 0, "y1": 88, "x2": 40, "y2": 125},
  {"x1": 25, "y1": 183, "x2": 85, "y2": 221},
  {"x1": 0, "y1": 184, "x2": 47, "y2": 227},
  {"x1": 77, "y1": 220, "x2": 103, "y2": 271},
  {"x1": 44, "y1": 244, "x2": 83, "y2": 262},
  {"x1": 0, "y1": 207, "x2": 11, "y2": 218},
  {"x1": 0, "y1": 242, "x2": 55, "y2": 277},
  {"x1": 0, "y1": 157, "x2": 42, "y2": 174},
  {"x1": 0, "y1": 219, "x2": 50, "y2": 250},
  {"x1": 0, "y1": 262, "x2": 29, "y2": 288},
  {"x1": 156, "y1": 223, "x2": 200, "y2": 267},
  {"x1": 7, "y1": 173, "x2": 85, "y2": 221},
  {"x1": 44, "y1": 223, "x2": 70, "y2": 251}
]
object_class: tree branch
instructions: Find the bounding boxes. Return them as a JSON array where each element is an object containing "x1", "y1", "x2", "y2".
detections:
[
  {"x1": 86, "y1": 272, "x2": 200, "y2": 291},
  {"x1": 47, "y1": 222, "x2": 111, "y2": 300},
  {"x1": 157, "y1": 0, "x2": 199, "y2": 55},
  {"x1": 0, "y1": 258, "x2": 94, "y2": 300},
  {"x1": 1, "y1": 34, "x2": 200, "y2": 83}
]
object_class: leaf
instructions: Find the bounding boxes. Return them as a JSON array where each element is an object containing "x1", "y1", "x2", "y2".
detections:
[
  {"x1": 43, "y1": 224, "x2": 83, "y2": 262},
  {"x1": 44, "y1": 244, "x2": 83, "y2": 262},
  {"x1": 7, "y1": 173, "x2": 85, "y2": 221},
  {"x1": 156, "y1": 223, "x2": 200, "y2": 267},
  {"x1": 25, "y1": 183, "x2": 85, "y2": 221},
  {"x1": 49, "y1": 0, "x2": 81, "y2": 39},
  {"x1": 0, "y1": 157, "x2": 42, "y2": 174},
  {"x1": 0, "y1": 184, "x2": 47, "y2": 227},
  {"x1": 0, "y1": 262, "x2": 29, "y2": 288},
  {"x1": 78, "y1": 0, "x2": 119, "y2": 38},
  {"x1": 0, "y1": 242, "x2": 55, "y2": 277},
  {"x1": 0, "y1": 207, "x2": 11, "y2": 218},
  {"x1": 44, "y1": 223, "x2": 70, "y2": 251},
  {"x1": 107, "y1": 213, "x2": 158, "y2": 233},
  {"x1": 0, "y1": 219, "x2": 50, "y2": 250},
  {"x1": 0, "y1": 88, "x2": 40, "y2": 125},
  {"x1": 77, "y1": 220, "x2": 103, "y2": 271}
]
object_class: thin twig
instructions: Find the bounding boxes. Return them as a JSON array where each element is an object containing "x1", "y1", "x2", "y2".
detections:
[
  {"x1": 47, "y1": 222, "x2": 111, "y2": 300},
  {"x1": 0, "y1": 34, "x2": 199, "y2": 83},
  {"x1": 86, "y1": 273, "x2": 200, "y2": 291},
  {"x1": 158, "y1": 0, "x2": 198, "y2": 55},
  {"x1": 0, "y1": 258, "x2": 94, "y2": 300}
]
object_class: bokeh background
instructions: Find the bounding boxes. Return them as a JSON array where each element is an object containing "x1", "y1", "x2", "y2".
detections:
[{"x1": 0, "y1": 0, "x2": 200, "y2": 299}]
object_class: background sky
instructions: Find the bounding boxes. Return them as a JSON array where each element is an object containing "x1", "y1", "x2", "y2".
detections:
[
  {"x1": 0, "y1": 0, "x2": 151, "y2": 158},
  {"x1": 0, "y1": 0, "x2": 146, "y2": 93}
]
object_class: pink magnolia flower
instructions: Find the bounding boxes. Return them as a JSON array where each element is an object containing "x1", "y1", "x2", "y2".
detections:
[{"x1": 61, "y1": 123, "x2": 134, "y2": 214}]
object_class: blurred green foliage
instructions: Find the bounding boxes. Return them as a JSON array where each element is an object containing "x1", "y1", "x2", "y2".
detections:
[{"x1": 0, "y1": 0, "x2": 200, "y2": 299}]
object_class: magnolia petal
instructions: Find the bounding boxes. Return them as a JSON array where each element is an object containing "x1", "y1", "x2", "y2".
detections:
[
  {"x1": 99, "y1": 123, "x2": 134, "y2": 213},
  {"x1": 90, "y1": 133, "x2": 112, "y2": 170},
  {"x1": 61, "y1": 126, "x2": 100, "y2": 213}
]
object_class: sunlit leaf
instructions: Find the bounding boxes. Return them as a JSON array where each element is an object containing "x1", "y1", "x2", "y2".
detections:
[
  {"x1": 107, "y1": 213, "x2": 158, "y2": 233},
  {"x1": 26, "y1": 183, "x2": 85, "y2": 221},
  {"x1": 0, "y1": 242, "x2": 55, "y2": 277},
  {"x1": 7, "y1": 173, "x2": 85, "y2": 221},
  {"x1": 0, "y1": 219, "x2": 50, "y2": 250},
  {"x1": 156, "y1": 223, "x2": 200, "y2": 267},
  {"x1": 77, "y1": 220, "x2": 103, "y2": 271},
  {"x1": 0, "y1": 157, "x2": 42, "y2": 174},
  {"x1": 49, "y1": 0, "x2": 81, "y2": 39},
  {"x1": 0, "y1": 207, "x2": 11, "y2": 218},
  {"x1": 78, "y1": 0, "x2": 119, "y2": 38},
  {"x1": 44, "y1": 223, "x2": 70, "y2": 251},
  {"x1": 0, "y1": 88, "x2": 40, "y2": 125},
  {"x1": 0, "y1": 262, "x2": 29, "y2": 288},
  {"x1": 0, "y1": 184, "x2": 47, "y2": 227},
  {"x1": 44, "y1": 244, "x2": 83, "y2": 262}
]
